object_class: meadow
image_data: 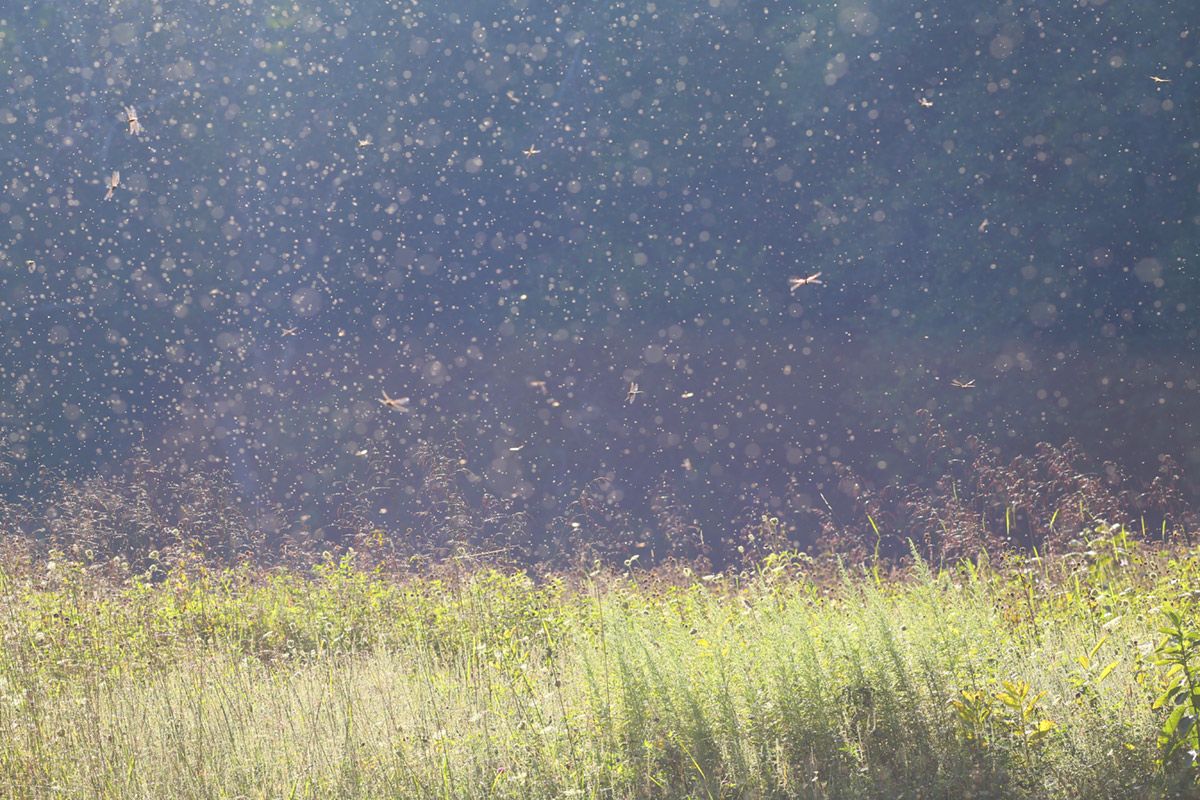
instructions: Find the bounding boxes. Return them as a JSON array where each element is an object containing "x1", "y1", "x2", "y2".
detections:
[{"x1": 1, "y1": 526, "x2": 1198, "y2": 800}]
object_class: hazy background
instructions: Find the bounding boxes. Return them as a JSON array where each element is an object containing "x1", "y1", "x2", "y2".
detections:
[{"x1": 2, "y1": 0, "x2": 1198, "y2": 562}]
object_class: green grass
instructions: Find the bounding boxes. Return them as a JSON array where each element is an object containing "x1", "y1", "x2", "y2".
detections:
[{"x1": 2, "y1": 531, "x2": 1199, "y2": 799}]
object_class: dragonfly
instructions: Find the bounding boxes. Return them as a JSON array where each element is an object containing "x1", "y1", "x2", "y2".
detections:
[
  {"x1": 789, "y1": 272, "x2": 823, "y2": 292},
  {"x1": 625, "y1": 382, "x2": 643, "y2": 405},
  {"x1": 281, "y1": 327, "x2": 297, "y2": 336},
  {"x1": 347, "y1": 123, "x2": 371, "y2": 148},
  {"x1": 378, "y1": 389, "x2": 411, "y2": 411},
  {"x1": 122, "y1": 105, "x2": 143, "y2": 135},
  {"x1": 103, "y1": 170, "x2": 120, "y2": 201},
  {"x1": 951, "y1": 378, "x2": 976, "y2": 389}
]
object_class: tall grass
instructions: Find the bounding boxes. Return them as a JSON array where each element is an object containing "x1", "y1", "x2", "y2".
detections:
[{"x1": 1, "y1": 533, "x2": 1198, "y2": 799}]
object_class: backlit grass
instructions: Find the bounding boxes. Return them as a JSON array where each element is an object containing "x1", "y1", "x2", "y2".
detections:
[{"x1": 1, "y1": 529, "x2": 1198, "y2": 799}]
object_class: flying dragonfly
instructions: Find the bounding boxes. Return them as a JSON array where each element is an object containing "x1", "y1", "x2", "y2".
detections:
[
  {"x1": 281, "y1": 326, "x2": 297, "y2": 336},
  {"x1": 378, "y1": 389, "x2": 411, "y2": 411},
  {"x1": 951, "y1": 378, "x2": 976, "y2": 389},
  {"x1": 348, "y1": 122, "x2": 372, "y2": 148},
  {"x1": 103, "y1": 170, "x2": 120, "y2": 201},
  {"x1": 1151, "y1": 76, "x2": 1171, "y2": 83},
  {"x1": 625, "y1": 382, "x2": 643, "y2": 405},
  {"x1": 789, "y1": 272, "x2": 823, "y2": 292},
  {"x1": 122, "y1": 105, "x2": 143, "y2": 135}
]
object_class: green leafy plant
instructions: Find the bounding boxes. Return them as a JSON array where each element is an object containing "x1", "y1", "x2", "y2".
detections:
[
  {"x1": 1152, "y1": 602, "x2": 1200, "y2": 772},
  {"x1": 993, "y1": 679, "x2": 1056, "y2": 752},
  {"x1": 1069, "y1": 636, "x2": 1120, "y2": 711},
  {"x1": 950, "y1": 678, "x2": 1055, "y2": 764},
  {"x1": 949, "y1": 688, "x2": 993, "y2": 749}
]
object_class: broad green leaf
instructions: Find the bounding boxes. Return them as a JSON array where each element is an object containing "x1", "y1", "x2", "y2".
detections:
[
  {"x1": 1153, "y1": 679, "x2": 1182, "y2": 710},
  {"x1": 1159, "y1": 703, "x2": 1187, "y2": 748},
  {"x1": 996, "y1": 692, "x2": 1020, "y2": 709}
]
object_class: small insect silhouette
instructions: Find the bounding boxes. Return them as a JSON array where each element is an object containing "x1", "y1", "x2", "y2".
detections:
[
  {"x1": 789, "y1": 272, "x2": 822, "y2": 292},
  {"x1": 918, "y1": 97, "x2": 934, "y2": 108},
  {"x1": 103, "y1": 170, "x2": 120, "y2": 200},
  {"x1": 281, "y1": 327, "x2": 297, "y2": 336},
  {"x1": 123, "y1": 106, "x2": 143, "y2": 135},
  {"x1": 951, "y1": 378, "x2": 976, "y2": 389},
  {"x1": 625, "y1": 382, "x2": 643, "y2": 405},
  {"x1": 378, "y1": 389, "x2": 411, "y2": 411},
  {"x1": 523, "y1": 144, "x2": 541, "y2": 157},
  {"x1": 347, "y1": 123, "x2": 372, "y2": 148},
  {"x1": 1151, "y1": 76, "x2": 1171, "y2": 83}
]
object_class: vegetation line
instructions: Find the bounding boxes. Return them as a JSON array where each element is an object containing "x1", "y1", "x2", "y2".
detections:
[{"x1": 1, "y1": 527, "x2": 1199, "y2": 798}]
